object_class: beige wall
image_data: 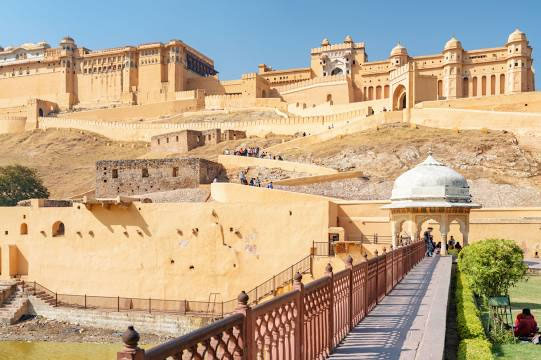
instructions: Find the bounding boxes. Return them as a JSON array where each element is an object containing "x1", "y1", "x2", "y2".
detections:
[
  {"x1": 0, "y1": 184, "x2": 331, "y2": 302},
  {"x1": 217, "y1": 155, "x2": 337, "y2": 176}
]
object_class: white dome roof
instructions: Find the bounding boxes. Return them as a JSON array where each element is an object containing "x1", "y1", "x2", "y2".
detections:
[
  {"x1": 444, "y1": 37, "x2": 462, "y2": 51},
  {"x1": 384, "y1": 154, "x2": 480, "y2": 209},
  {"x1": 390, "y1": 42, "x2": 408, "y2": 57},
  {"x1": 507, "y1": 29, "x2": 527, "y2": 43}
]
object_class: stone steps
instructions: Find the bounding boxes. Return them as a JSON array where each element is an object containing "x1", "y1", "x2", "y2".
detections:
[{"x1": 0, "y1": 286, "x2": 29, "y2": 325}]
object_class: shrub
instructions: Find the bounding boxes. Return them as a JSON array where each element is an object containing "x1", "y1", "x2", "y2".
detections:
[
  {"x1": 458, "y1": 239, "x2": 527, "y2": 298},
  {"x1": 0, "y1": 165, "x2": 49, "y2": 206},
  {"x1": 456, "y1": 272, "x2": 487, "y2": 339},
  {"x1": 457, "y1": 339, "x2": 493, "y2": 360},
  {"x1": 488, "y1": 327, "x2": 515, "y2": 344}
]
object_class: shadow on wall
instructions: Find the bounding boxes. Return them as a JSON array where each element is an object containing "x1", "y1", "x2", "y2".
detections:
[{"x1": 88, "y1": 204, "x2": 152, "y2": 237}]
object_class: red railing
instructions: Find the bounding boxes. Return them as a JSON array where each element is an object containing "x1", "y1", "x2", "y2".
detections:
[{"x1": 118, "y1": 241, "x2": 426, "y2": 360}]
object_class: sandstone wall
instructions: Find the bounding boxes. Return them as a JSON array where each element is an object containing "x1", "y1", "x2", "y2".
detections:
[
  {"x1": 57, "y1": 97, "x2": 202, "y2": 122},
  {"x1": 0, "y1": 184, "x2": 331, "y2": 301},
  {"x1": 217, "y1": 155, "x2": 337, "y2": 176},
  {"x1": 95, "y1": 158, "x2": 222, "y2": 198}
]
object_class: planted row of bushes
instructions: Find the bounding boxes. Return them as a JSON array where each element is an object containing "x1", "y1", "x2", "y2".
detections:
[{"x1": 456, "y1": 270, "x2": 493, "y2": 360}]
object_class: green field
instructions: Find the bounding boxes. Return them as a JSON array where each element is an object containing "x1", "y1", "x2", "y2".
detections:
[{"x1": 492, "y1": 276, "x2": 541, "y2": 359}]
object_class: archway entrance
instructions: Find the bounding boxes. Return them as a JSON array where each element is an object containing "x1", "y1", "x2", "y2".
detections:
[{"x1": 392, "y1": 85, "x2": 407, "y2": 110}]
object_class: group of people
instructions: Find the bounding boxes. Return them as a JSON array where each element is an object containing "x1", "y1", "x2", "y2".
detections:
[
  {"x1": 423, "y1": 228, "x2": 462, "y2": 256},
  {"x1": 238, "y1": 170, "x2": 273, "y2": 189},
  {"x1": 223, "y1": 147, "x2": 284, "y2": 161}
]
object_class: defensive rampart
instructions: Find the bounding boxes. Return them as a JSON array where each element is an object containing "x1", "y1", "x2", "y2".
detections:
[
  {"x1": 0, "y1": 116, "x2": 27, "y2": 134},
  {"x1": 407, "y1": 107, "x2": 541, "y2": 137},
  {"x1": 38, "y1": 108, "x2": 369, "y2": 140},
  {"x1": 216, "y1": 155, "x2": 338, "y2": 176}
]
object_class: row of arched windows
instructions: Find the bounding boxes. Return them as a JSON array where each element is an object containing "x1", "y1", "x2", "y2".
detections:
[
  {"x1": 436, "y1": 74, "x2": 506, "y2": 98},
  {"x1": 17, "y1": 221, "x2": 64, "y2": 237},
  {"x1": 363, "y1": 85, "x2": 390, "y2": 101}
]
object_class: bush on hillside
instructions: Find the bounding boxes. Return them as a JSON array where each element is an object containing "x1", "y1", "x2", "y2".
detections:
[
  {"x1": 457, "y1": 338, "x2": 493, "y2": 360},
  {"x1": 0, "y1": 165, "x2": 49, "y2": 206},
  {"x1": 458, "y1": 239, "x2": 527, "y2": 298},
  {"x1": 456, "y1": 271, "x2": 487, "y2": 339}
]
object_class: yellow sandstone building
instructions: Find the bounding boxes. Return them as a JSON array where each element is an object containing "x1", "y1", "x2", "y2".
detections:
[{"x1": 0, "y1": 30, "x2": 534, "y2": 115}]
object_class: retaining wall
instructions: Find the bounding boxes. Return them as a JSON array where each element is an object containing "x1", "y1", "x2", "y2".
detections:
[
  {"x1": 27, "y1": 295, "x2": 212, "y2": 335},
  {"x1": 216, "y1": 155, "x2": 338, "y2": 175}
]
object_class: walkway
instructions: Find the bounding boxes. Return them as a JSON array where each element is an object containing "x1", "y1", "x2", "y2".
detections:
[{"x1": 329, "y1": 256, "x2": 452, "y2": 360}]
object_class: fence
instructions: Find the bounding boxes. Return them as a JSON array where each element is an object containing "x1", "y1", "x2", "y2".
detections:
[
  {"x1": 118, "y1": 241, "x2": 426, "y2": 360},
  {"x1": 313, "y1": 234, "x2": 407, "y2": 256},
  {"x1": 21, "y1": 255, "x2": 313, "y2": 319}
]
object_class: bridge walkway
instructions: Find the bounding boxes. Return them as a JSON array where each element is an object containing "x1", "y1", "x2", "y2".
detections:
[{"x1": 329, "y1": 256, "x2": 452, "y2": 360}]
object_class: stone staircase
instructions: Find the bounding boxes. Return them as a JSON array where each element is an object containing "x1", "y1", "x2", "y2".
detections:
[{"x1": 0, "y1": 281, "x2": 29, "y2": 325}]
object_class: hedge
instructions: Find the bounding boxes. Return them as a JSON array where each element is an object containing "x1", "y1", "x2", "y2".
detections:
[
  {"x1": 456, "y1": 271, "x2": 487, "y2": 340},
  {"x1": 457, "y1": 339, "x2": 493, "y2": 360}
]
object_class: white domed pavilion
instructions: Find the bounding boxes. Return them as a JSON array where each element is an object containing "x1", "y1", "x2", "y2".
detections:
[{"x1": 383, "y1": 153, "x2": 480, "y2": 254}]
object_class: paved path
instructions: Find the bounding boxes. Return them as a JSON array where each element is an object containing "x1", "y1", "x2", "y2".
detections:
[{"x1": 329, "y1": 256, "x2": 452, "y2": 360}]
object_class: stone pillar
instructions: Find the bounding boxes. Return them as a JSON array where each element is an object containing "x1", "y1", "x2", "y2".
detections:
[
  {"x1": 391, "y1": 220, "x2": 398, "y2": 249},
  {"x1": 440, "y1": 232, "x2": 448, "y2": 256}
]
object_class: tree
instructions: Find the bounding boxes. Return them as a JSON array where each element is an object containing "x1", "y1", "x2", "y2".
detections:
[
  {"x1": 458, "y1": 238, "x2": 527, "y2": 298},
  {"x1": 0, "y1": 165, "x2": 49, "y2": 206}
]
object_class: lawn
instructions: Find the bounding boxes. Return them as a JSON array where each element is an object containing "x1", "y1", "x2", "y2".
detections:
[{"x1": 492, "y1": 275, "x2": 541, "y2": 359}]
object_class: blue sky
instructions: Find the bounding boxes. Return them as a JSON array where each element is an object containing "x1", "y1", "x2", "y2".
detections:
[{"x1": 1, "y1": 0, "x2": 539, "y2": 87}]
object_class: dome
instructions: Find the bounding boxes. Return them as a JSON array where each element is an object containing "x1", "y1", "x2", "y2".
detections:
[
  {"x1": 507, "y1": 29, "x2": 527, "y2": 43},
  {"x1": 390, "y1": 42, "x2": 408, "y2": 57},
  {"x1": 444, "y1": 37, "x2": 462, "y2": 51},
  {"x1": 383, "y1": 154, "x2": 479, "y2": 209},
  {"x1": 60, "y1": 36, "x2": 75, "y2": 44},
  {"x1": 344, "y1": 35, "x2": 353, "y2": 44},
  {"x1": 321, "y1": 38, "x2": 330, "y2": 47}
]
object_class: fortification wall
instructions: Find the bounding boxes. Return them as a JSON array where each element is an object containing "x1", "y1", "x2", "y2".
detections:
[
  {"x1": 39, "y1": 108, "x2": 369, "y2": 140},
  {"x1": 216, "y1": 155, "x2": 337, "y2": 176},
  {"x1": 57, "y1": 98, "x2": 202, "y2": 122},
  {"x1": 278, "y1": 77, "x2": 352, "y2": 107},
  {"x1": 0, "y1": 187, "x2": 331, "y2": 301},
  {"x1": 407, "y1": 107, "x2": 541, "y2": 137},
  {"x1": 0, "y1": 117, "x2": 27, "y2": 134},
  {"x1": 416, "y1": 92, "x2": 541, "y2": 112}
]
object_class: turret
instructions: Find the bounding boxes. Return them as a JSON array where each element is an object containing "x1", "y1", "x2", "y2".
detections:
[
  {"x1": 505, "y1": 29, "x2": 532, "y2": 93},
  {"x1": 389, "y1": 43, "x2": 408, "y2": 67},
  {"x1": 442, "y1": 37, "x2": 463, "y2": 99},
  {"x1": 59, "y1": 36, "x2": 77, "y2": 52}
]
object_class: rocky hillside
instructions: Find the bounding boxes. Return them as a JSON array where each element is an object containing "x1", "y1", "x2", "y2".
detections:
[{"x1": 275, "y1": 124, "x2": 541, "y2": 206}]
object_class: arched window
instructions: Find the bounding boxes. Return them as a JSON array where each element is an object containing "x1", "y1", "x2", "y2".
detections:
[
  {"x1": 481, "y1": 76, "x2": 487, "y2": 96},
  {"x1": 20, "y1": 223, "x2": 28, "y2": 235},
  {"x1": 331, "y1": 68, "x2": 343, "y2": 76},
  {"x1": 463, "y1": 78, "x2": 469, "y2": 97},
  {"x1": 52, "y1": 221, "x2": 65, "y2": 237}
]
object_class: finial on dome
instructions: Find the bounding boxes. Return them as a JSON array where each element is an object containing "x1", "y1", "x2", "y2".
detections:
[
  {"x1": 321, "y1": 38, "x2": 330, "y2": 47},
  {"x1": 344, "y1": 35, "x2": 353, "y2": 44}
]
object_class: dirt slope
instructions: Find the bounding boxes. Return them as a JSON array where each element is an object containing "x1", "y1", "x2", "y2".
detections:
[{"x1": 0, "y1": 129, "x2": 147, "y2": 198}]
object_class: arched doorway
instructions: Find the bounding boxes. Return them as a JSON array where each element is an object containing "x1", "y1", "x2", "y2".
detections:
[
  {"x1": 392, "y1": 85, "x2": 407, "y2": 110},
  {"x1": 38, "y1": 108, "x2": 44, "y2": 117}
]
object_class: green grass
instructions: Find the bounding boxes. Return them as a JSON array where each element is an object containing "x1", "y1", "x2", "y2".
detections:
[
  {"x1": 492, "y1": 276, "x2": 541, "y2": 359},
  {"x1": 508, "y1": 276, "x2": 541, "y2": 319},
  {"x1": 492, "y1": 343, "x2": 541, "y2": 359}
]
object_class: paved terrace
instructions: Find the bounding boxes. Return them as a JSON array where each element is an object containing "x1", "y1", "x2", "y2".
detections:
[{"x1": 329, "y1": 256, "x2": 452, "y2": 360}]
